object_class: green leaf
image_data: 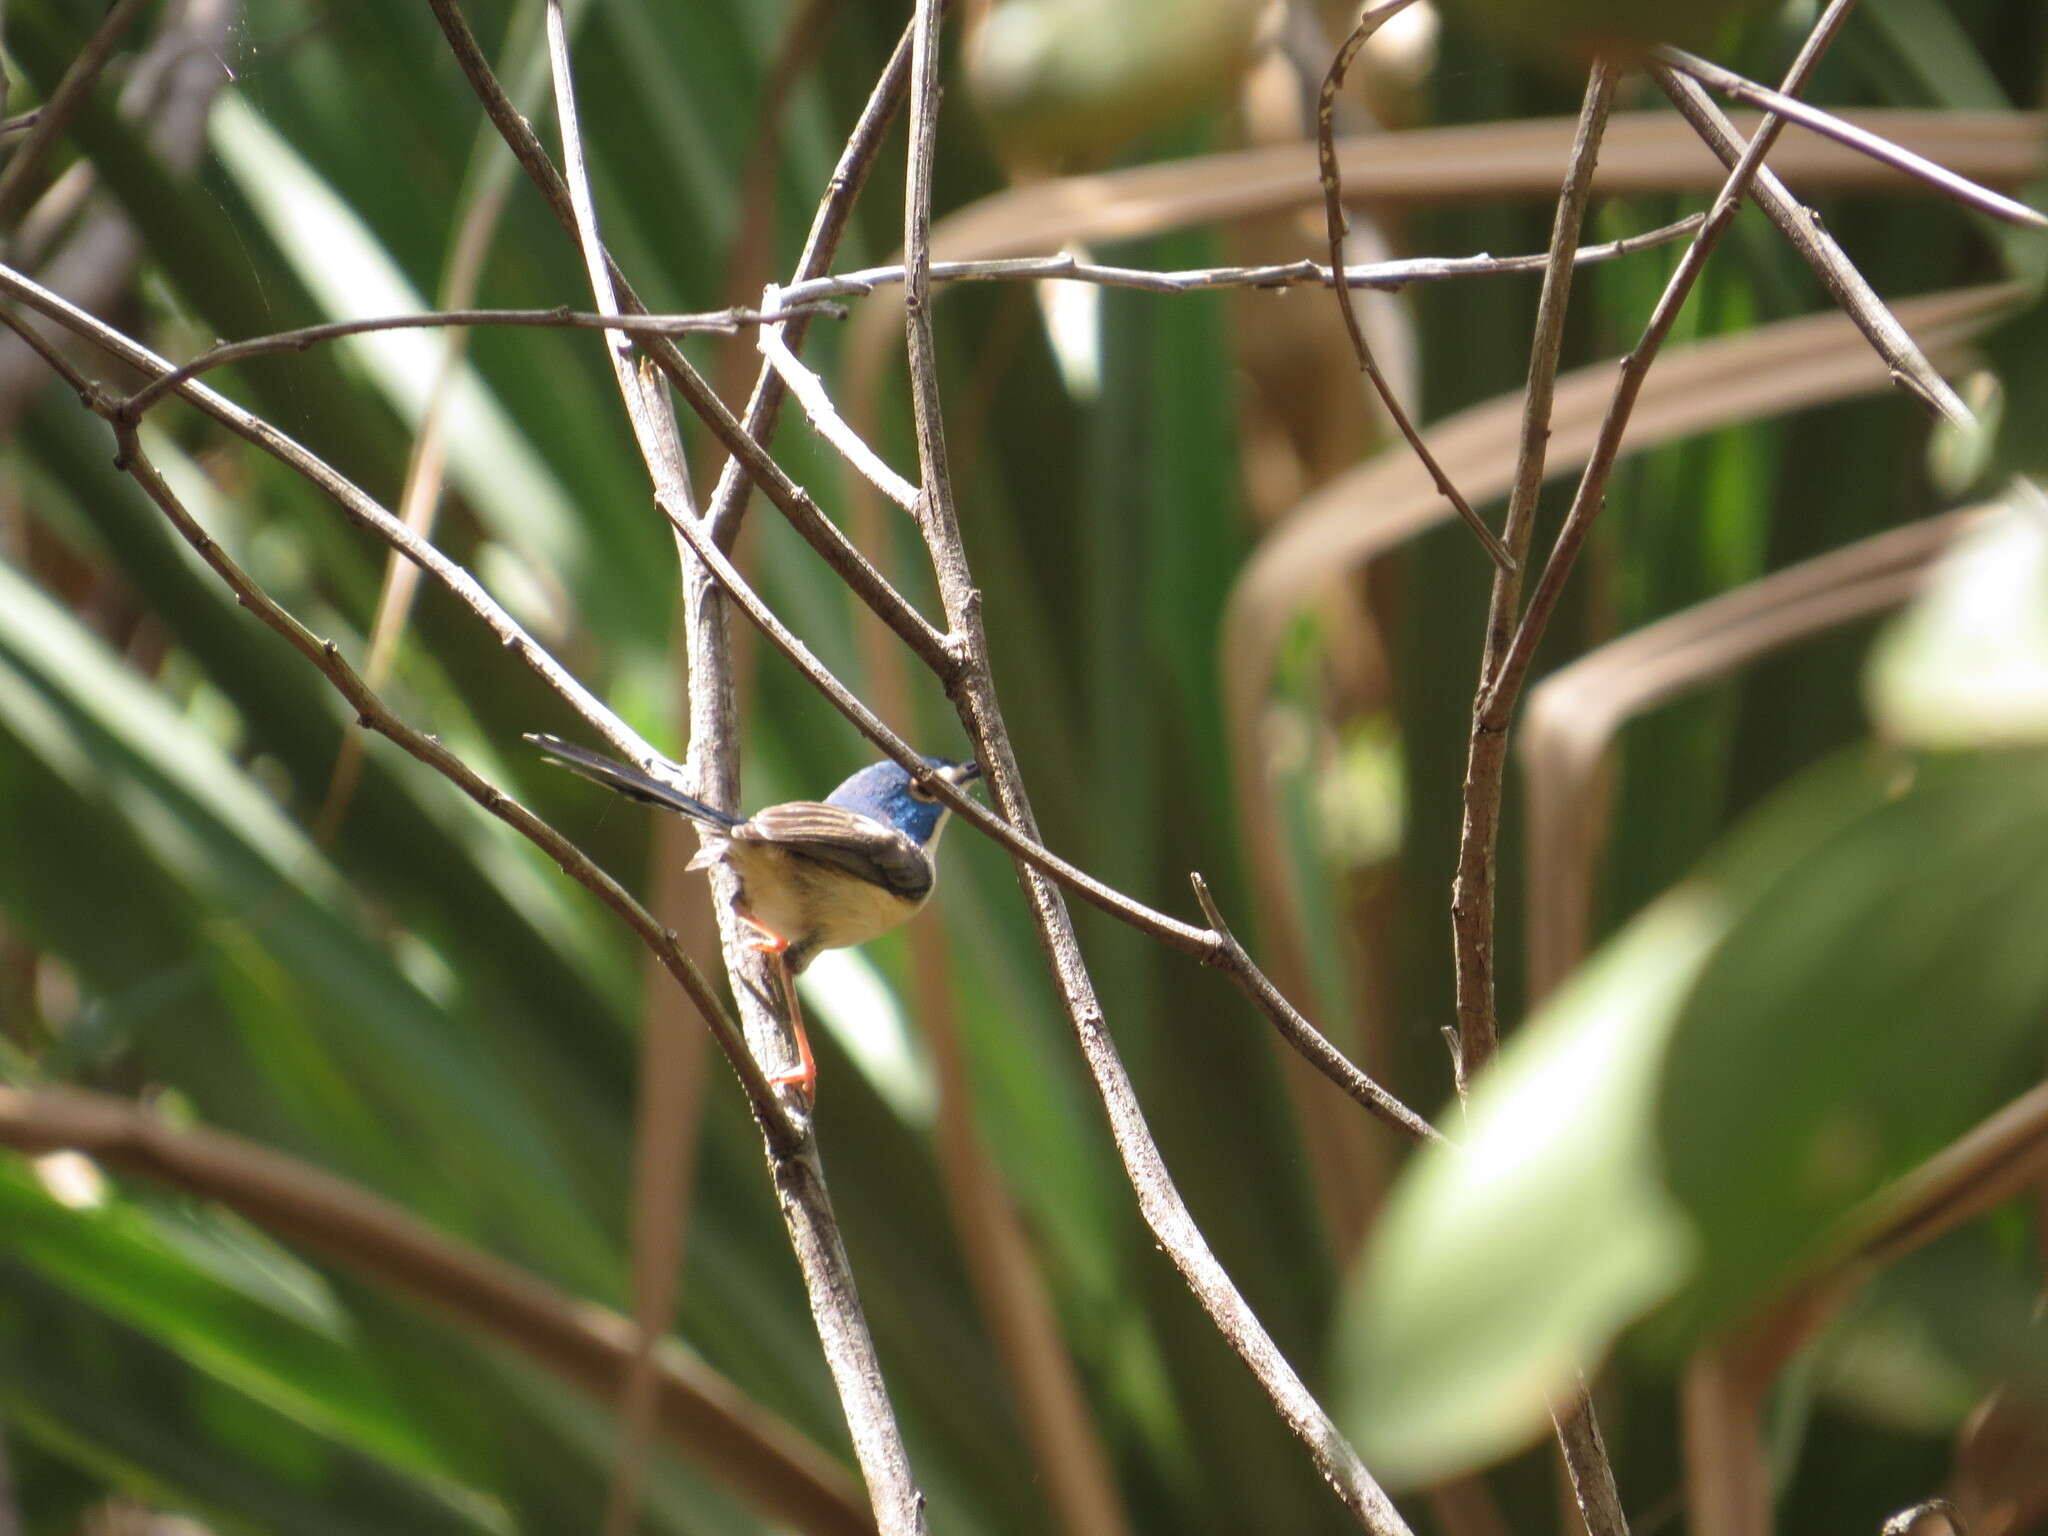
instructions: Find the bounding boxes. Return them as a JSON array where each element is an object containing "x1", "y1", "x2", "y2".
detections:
[
  {"x1": 1333, "y1": 899, "x2": 1707, "y2": 1485},
  {"x1": 1866, "y1": 486, "x2": 2048, "y2": 748},
  {"x1": 1657, "y1": 748, "x2": 2048, "y2": 1335},
  {"x1": 1337, "y1": 745, "x2": 2048, "y2": 1484}
]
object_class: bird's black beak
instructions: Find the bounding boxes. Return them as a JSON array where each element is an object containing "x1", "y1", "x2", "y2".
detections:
[{"x1": 943, "y1": 760, "x2": 984, "y2": 788}]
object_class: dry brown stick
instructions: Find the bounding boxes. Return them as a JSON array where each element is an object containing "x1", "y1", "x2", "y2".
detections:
[
  {"x1": 1443, "y1": 59, "x2": 1633, "y2": 1536},
  {"x1": 535, "y1": 17, "x2": 718, "y2": 1536},
  {"x1": 1552, "y1": 1376, "x2": 1629, "y2": 1536},
  {"x1": 1478, "y1": 0, "x2": 1865, "y2": 777},
  {"x1": 771, "y1": 217, "x2": 1706, "y2": 305},
  {"x1": 1192, "y1": 877, "x2": 1440, "y2": 1143},
  {"x1": 0, "y1": 0, "x2": 153, "y2": 224},
  {"x1": 118, "y1": 303, "x2": 837, "y2": 417},
  {"x1": 1648, "y1": 67, "x2": 1972, "y2": 427},
  {"x1": 1657, "y1": 44, "x2": 2048, "y2": 228},
  {"x1": 1451, "y1": 56, "x2": 1622, "y2": 1081},
  {"x1": 0, "y1": 1086, "x2": 868, "y2": 1536},
  {"x1": 1319, "y1": 0, "x2": 1514, "y2": 573},
  {"x1": 1452, "y1": 25, "x2": 1861, "y2": 1512},
  {"x1": 702, "y1": 6, "x2": 932, "y2": 547},
  {"x1": 895, "y1": 0, "x2": 1413, "y2": 1528},
  {"x1": 99, "y1": 228, "x2": 1707, "y2": 419}
]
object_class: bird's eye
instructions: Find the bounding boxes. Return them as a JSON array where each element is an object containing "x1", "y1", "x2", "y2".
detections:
[{"x1": 906, "y1": 777, "x2": 937, "y2": 802}]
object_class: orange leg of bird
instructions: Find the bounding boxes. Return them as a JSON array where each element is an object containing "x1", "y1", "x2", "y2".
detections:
[{"x1": 737, "y1": 913, "x2": 815, "y2": 1102}]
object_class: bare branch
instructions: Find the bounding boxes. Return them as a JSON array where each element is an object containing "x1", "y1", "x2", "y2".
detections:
[
  {"x1": 703, "y1": 8, "x2": 931, "y2": 548},
  {"x1": 1442, "y1": 60, "x2": 1635, "y2": 1535},
  {"x1": 0, "y1": 0, "x2": 153, "y2": 224},
  {"x1": 758, "y1": 284, "x2": 922, "y2": 513},
  {"x1": 1453, "y1": 57, "x2": 1621, "y2": 1076},
  {"x1": 1553, "y1": 1379, "x2": 1631, "y2": 1536},
  {"x1": 771, "y1": 216, "x2": 1707, "y2": 306},
  {"x1": 897, "y1": 0, "x2": 1415, "y2": 1527},
  {"x1": 1481, "y1": 0, "x2": 1865, "y2": 734},
  {"x1": 118, "y1": 302, "x2": 842, "y2": 418},
  {"x1": 1192, "y1": 877, "x2": 1442, "y2": 1144},
  {"x1": 540, "y1": 9, "x2": 930, "y2": 1534},
  {"x1": 1650, "y1": 68, "x2": 1974, "y2": 426},
  {"x1": 107, "y1": 226, "x2": 1709, "y2": 428},
  {"x1": 1319, "y1": 0, "x2": 1514, "y2": 573},
  {"x1": 1658, "y1": 45, "x2": 2048, "y2": 229},
  {"x1": 423, "y1": 0, "x2": 953, "y2": 677}
]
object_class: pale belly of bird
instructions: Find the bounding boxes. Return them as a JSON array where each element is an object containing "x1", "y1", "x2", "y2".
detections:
[{"x1": 728, "y1": 841, "x2": 927, "y2": 970}]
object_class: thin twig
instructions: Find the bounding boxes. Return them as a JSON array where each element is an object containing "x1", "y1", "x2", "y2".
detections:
[
  {"x1": 536, "y1": 16, "x2": 732, "y2": 1536},
  {"x1": 770, "y1": 217, "x2": 1708, "y2": 306},
  {"x1": 703, "y1": 6, "x2": 932, "y2": 549},
  {"x1": 1479, "y1": 0, "x2": 1866, "y2": 737},
  {"x1": 0, "y1": 0, "x2": 154, "y2": 224},
  {"x1": 1191, "y1": 877, "x2": 1441, "y2": 1144},
  {"x1": 1649, "y1": 66, "x2": 1973, "y2": 427},
  {"x1": 0, "y1": 262, "x2": 682, "y2": 811},
  {"x1": 117, "y1": 302, "x2": 841, "y2": 417},
  {"x1": 1443, "y1": 61, "x2": 1633, "y2": 1535},
  {"x1": 758, "y1": 282, "x2": 922, "y2": 513},
  {"x1": 897, "y1": 0, "x2": 1414, "y2": 1528},
  {"x1": 107, "y1": 228, "x2": 1708, "y2": 425},
  {"x1": 1657, "y1": 45, "x2": 2048, "y2": 229},
  {"x1": 424, "y1": 0, "x2": 952, "y2": 676},
  {"x1": 1453, "y1": 57, "x2": 1620, "y2": 1084},
  {"x1": 1553, "y1": 1378, "x2": 1631, "y2": 1536},
  {"x1": 1319, "y1": 0, "x2": 1514, "y2": 573}
]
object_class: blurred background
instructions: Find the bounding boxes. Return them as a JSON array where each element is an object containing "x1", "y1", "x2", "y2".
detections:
[{"x1": 1, "y1": 0, "x2": 2045, "y2": 1531}]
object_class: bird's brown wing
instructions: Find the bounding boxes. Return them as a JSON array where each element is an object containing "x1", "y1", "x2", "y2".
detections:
[{"x1": 735, "y1": 802, "x2": 935, "y2": 902}]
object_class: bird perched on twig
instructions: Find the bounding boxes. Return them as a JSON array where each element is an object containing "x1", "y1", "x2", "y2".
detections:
[{"x1": 527, "y1": 732, "x2": 982, "y2": 1100}]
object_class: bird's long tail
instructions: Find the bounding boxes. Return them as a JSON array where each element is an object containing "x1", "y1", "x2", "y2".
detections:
[{"x1": 525, "y1": 733, "x2": 742, "y2": 829}]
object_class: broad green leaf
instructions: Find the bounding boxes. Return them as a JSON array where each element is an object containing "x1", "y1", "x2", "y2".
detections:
[
  {"x1": 1657, "y1": 748, "x2": 2048, "y2": 1334},
  {"x1": 1338, "y1": 746, "x2": 2048, "y2": 1484},
  {"x1": 1334, "y1": 897, "x2": 1709, "y2": 1485}
]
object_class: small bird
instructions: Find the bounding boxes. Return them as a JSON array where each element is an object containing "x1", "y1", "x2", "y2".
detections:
[{"x1": 527, "y1": 733, "x2": 981, "y2": 1099}]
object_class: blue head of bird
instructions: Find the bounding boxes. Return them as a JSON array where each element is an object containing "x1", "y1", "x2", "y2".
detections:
[{"x1": 827, "y1": 756, "x2": 983, "y2": 846}]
